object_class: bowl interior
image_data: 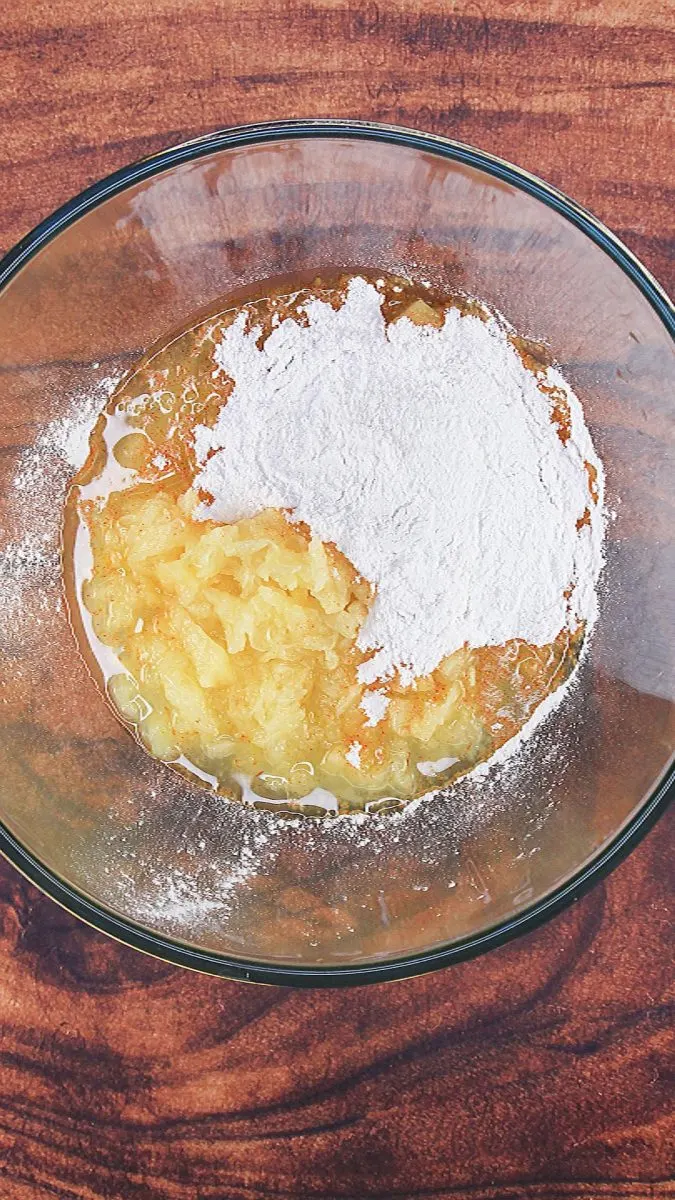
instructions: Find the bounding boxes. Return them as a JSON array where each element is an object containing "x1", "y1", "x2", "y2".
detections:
[{"x1": 1, "y1": 129, "x2": 673, "y2": 975}]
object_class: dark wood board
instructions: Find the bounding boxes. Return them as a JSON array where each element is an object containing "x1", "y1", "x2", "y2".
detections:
[{"x1": 0, "y1": 2, "x2": 673, "y2": 1197}]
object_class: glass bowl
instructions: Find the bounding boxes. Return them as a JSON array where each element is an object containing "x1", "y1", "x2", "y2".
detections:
[{"x1": 0, "y1": 120, "x2": 672, "y2": 985}]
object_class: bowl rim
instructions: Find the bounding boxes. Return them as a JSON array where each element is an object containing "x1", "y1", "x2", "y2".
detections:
[{"x1": 1, "y1": 117, "x2": 673, "y2": 987}]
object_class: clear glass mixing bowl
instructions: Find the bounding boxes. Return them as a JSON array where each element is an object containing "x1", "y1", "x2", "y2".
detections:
[{"x1": 0, "y1": 120, "x2": 672, "y2": 984}]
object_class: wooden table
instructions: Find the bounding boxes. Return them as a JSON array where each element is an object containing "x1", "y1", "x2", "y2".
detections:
[{"x1": 1, "y1": 3, "x2": 673, "y2": 1197}]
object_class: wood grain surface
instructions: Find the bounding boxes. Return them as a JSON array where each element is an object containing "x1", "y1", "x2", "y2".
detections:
[{"x1": 0, "y1": 2, "x2": 673, "y2": 1197}]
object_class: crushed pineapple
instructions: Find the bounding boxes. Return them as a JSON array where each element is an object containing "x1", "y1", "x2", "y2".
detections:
[{"x1": 80, "y1": 486, "x2": 578, "y2": 812}]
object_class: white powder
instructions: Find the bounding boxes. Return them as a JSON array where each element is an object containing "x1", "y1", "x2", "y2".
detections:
[
  {"x1": 361, "y1": 689, "x2": 390, "y2": 727},
  {"x1": 13, "y1": 377, "x2": 118, "y2": 495},
  {"x1": 0, "y1": 531, "x2": 58, "y2": 628},
  {"x1": 346, "y1": 741, "x2": 362, "y2": 769},
  {"x1": 4, "y1": 375, "x2": 122, "y2": 639},
  {"x1": 194, "y1": 278, "x2": 605, "y2": 692}
]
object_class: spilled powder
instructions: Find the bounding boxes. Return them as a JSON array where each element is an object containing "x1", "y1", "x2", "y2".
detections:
[
  {"x1": 3, "y1": 374, "x2": 122, "y2": 634},
  {"x1": 77, "y1": 697, "x2": 579, "y2": 941},
  {"x1": 13, "y1": 393, "x2": 108, "y2": 496}
]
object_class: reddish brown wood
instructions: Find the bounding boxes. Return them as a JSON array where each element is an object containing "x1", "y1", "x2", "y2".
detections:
[{"x1": 0, "y1": 2, "x2": 673, "y2": 1197}]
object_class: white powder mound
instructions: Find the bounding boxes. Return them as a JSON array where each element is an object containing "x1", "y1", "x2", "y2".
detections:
[{"x1": 194, "y1": 277, "x2": 605, "y2": 685}]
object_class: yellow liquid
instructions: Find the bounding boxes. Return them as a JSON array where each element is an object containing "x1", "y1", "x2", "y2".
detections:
[{"x1": 64, "y1": 273, "x2": 584, "y2": 815}]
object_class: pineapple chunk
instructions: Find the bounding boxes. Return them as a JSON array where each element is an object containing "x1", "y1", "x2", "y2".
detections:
[
  {"x1": 398, "y1": 298, "x2": 444, "y2": 328},
  {"x1": 171, "y1": 607, "x2": 233, "y2": 688},
  {"x1": 205, "y1": 588, "x2": 252, "y2": 653}
]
